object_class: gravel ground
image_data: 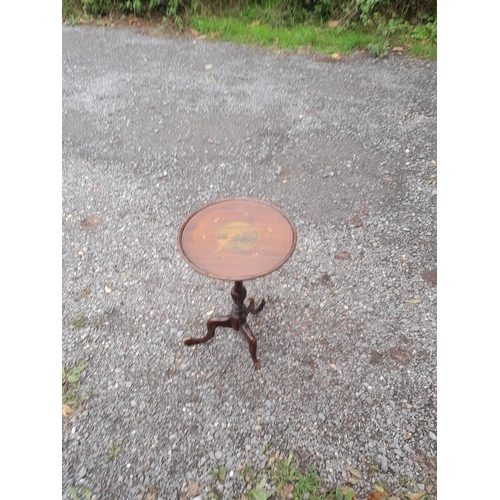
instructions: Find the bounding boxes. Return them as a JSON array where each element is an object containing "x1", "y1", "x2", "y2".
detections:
[{"x1": 62, "y1": 24, "x2": 437, "y2": 500}]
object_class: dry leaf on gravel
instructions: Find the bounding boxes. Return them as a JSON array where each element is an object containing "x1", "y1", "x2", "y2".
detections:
[
  {"x1": 334, "y1": 251, "x2": 350, "y2": 260},
  {"x1": 281, "y1": 483, "x2": 294, "y2": 497},
  {"x1": 389, "y1": 347, "x2": 412, "y2": 364},
  {"x1": 367, "y1": 492, "x2": 388, "y2": 500},
  {"x1": 145, "y1": 484, "x2": 159, "y2": 500},
  {"x1": 342, "y1": 487, "x2": 356, "y2": 499},
  {"x1": 404, "y1": 493, "x2": 426, "y2": 500},
  {"x1": 187, "y1": 481, "x2": 200, "y2": 497},
  {"x1": 421, "y1": 269, "x2": 437, "y2": 285},
  {"x1": 80, "y1": 215, "x2": 102, "y2": 231},
  {"x1": 346, "y1": 466, "x2": 361, "y2": 478},
  {"x1": 62, "y1": 404, "x2": 72, "y2": 417}
]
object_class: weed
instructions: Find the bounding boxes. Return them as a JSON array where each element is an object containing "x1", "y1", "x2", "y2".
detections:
[
  {"x1": 399, "y1": 475, "x2": 412, "y2": 488},
  {"x1": 242, "y1": 464, "x2": 257, "y2": 483},
  {"x1": 72, "y1": 313, "x2": 86, "y2": 329},
  {"x1": 62, "y1": 361, "x2": 88, "y2": 415},
  {"x1": 367, "y1": 40, "x2": 389, "y2": 57},
  {"x1": 211, "y1": 464, "x2": 227, "y2": 482},
  {"x1": 69, "y1": 485, "x2": 92, "y2": 500},
  {"x1": 79, "y1": 287, "x2": 92, "y2": 299},
  {"x1": 108, "y1": 442, "x2": 123, "y2": 459},
  {"x1": 272, "y1": 451, "x2": 322, "y2": 497},
  {"x1": 333, "y1": 484, "x2": 355, "y2": 499}
]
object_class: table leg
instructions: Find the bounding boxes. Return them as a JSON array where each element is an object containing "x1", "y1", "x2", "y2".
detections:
[
  {"x1": 245, "y1": 297, "x2": 266, "y2": 315},
  {"x1": 240, "y1": 321, "x2": 261, "y2": 370},
  {"x1": 184, "y1": 315, "x2": 231, "y2": 345},
  {"x1": 184, "y1": 281, "x2": 265, "y2": 370}
]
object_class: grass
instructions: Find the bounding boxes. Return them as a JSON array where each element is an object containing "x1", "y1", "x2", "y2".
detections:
[
  {"x1": 190, "y1": 16, "x2": 375, "y2": 54},
  {"x1": 186, "y1": 5, "x2": 436, "y2": 60}
]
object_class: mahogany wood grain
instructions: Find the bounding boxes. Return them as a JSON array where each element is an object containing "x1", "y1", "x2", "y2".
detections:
[{"x1": 178, "y1": 198, "x2": 297, "y2": 281}]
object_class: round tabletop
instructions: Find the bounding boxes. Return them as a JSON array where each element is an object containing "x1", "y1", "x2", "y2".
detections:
[{"x1": 178, "y1": 198, "x2": 297, "y2": 281}]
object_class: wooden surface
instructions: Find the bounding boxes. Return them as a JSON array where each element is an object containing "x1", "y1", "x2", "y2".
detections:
[{"x1": 178, "y1": 198, "x2": 297, "y2": 281}]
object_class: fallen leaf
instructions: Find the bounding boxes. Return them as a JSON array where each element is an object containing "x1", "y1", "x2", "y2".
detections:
[
  {"x1": 250, "y1": 20, "x2": 261, "y2": 27},
  {"x1": 389, "y1": 347, "x2": 412, "y2": 364},
  {"x1": 62, "y1": 404, "x2": 72, "y2": 417},
  {"x1": 281, "y1": 483, "x2": 294, "y2": 497},
  {"x1": 367, "y1": 492, "x2": 388, "y2": 500},
  {"x1": 374, "y1": 484, "x2": 386, "y2": 492},
  {"x1": 346, "y1": 466, "x2": 362, "y2": 478},
  {"x1": 197, "y1": 34, "x2": 206, "y2": 40},
  {"x1": 347, "y1": 477, "x2": 357, "y2": 485},
  {"x1": 349, "y1": 215, "x2": 363, "y2": 228},
  {"x1": 331, "y1": 53, "x2": 342, "y2": 60},
  {"x1": 80, "y1": 215, "x2": 102, "y2": 231},
  {"x1": 421, "y1": 269, "x2": 437, "y2": 285},
  {"x1": 334, "y1": 251, "x2": 350, "y2": 260},
  {"x1": 405, "y1": 493, "x2": 426, "y2": 500},
  {"x1": 327, "y1": 20, "x2": 340, "y2": 27},
  {"x1": 187, "y1": 481, "x2": 200, "y2": 497},
  {"x1": 145, "y1": 484, "x2": 158, "y2": 500},
  {"x1": 392, "y1": 46, "x2": 404, "y2": 52}
]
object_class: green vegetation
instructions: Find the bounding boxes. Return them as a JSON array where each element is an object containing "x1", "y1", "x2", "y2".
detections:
[
  {"x1": 239, "y1": 449, "x2": 357, "y2": 499},
  {"x1": 71, "y1": 313, "x2": 86, "y2": 329},
  {"x1": 231, "y1": 447, "x2": 434, "y2": 499},
  {"x1": 62, "y1": 0, "x2": 436, "y2": 59},
  {"x1": 69, "y1": 486, "x2": 92, "y2": 500},
  {"x1": 107, "y1": 442, "x2": 123, "y2": 459},
  {"x1": 62, "y1": 360, "x2": 88, "y2": 416}
]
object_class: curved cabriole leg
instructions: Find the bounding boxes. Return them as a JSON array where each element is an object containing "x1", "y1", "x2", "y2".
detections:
[
  {"x1": 245, "y1": 298, "x2": 266, "y2": 315},
  {"x1": 184, "y1": 315, "x2": 232, "y2": 345},
  {"x1": 240, "y1": 321, "x2": 261, "y2": 370}
]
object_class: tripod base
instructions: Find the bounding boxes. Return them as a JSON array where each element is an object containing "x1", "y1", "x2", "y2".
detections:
[{"x1": 184, "y1": 281, "x2": 265, "y2": 370}]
